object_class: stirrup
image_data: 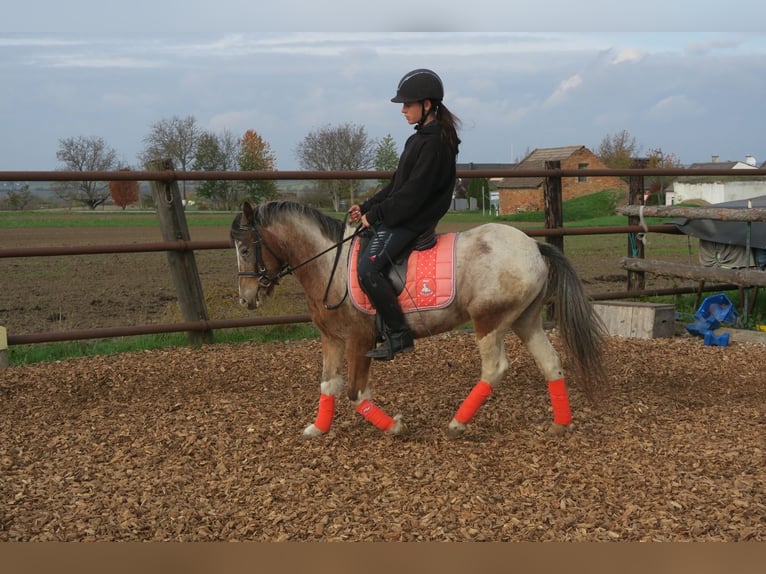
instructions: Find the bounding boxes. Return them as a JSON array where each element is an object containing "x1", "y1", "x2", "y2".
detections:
[{"x1": 365, "y1": 330, "x2": 414, "y2": 361}]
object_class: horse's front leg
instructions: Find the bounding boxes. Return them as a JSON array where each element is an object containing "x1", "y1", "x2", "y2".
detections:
[
  {"x1": 302, "y1": 335, "x2": 346, "y2": 438},
  {"x1": 347, "y1": 332, "x2": 405, "y2": 436}
]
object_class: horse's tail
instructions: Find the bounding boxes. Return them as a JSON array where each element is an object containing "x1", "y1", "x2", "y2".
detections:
[{"x1": 538, "y1": 242, "x2": 608, "y2": 403}]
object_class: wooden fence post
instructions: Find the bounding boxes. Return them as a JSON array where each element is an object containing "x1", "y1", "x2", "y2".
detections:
[
  {"x1": 627, "y1": 162, "x2": 646, "y2": 292},
  {"x1": 543, "y1": 160, "x2": 563, "y2": 321},
  {"x1": 146, "y1": 159, "x2": 213, "y2": 345},
  {"x1": 543, "y1": 160, "x2": 564, "y2": 253},
  {"x1": 0, "y1": 326, "x2": 8, "y2": 369}
]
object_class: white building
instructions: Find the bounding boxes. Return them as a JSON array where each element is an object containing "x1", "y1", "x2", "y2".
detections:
[{"x1": 666, "y1": 155, "x2": 766, "y2": 205}]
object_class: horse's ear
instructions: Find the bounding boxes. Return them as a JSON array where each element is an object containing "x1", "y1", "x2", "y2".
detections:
[{"x1": 242, "y1": 201, "x2": 254, "y2": 225}]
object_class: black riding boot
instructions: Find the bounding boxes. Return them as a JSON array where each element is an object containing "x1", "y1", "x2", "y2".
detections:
[
  {"x1": 359, "y1": 270, "x2": 414, "y2": 361},
  {"x1": 366, "y1": 325, "x2": 414, "y2": 361}
]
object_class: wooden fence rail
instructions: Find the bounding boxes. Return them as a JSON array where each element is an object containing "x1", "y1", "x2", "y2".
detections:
[{"x1": 619, "y1": 205, "x2": 766, "y2": 222}]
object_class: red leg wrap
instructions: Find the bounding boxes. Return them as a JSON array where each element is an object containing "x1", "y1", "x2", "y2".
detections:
[
  {"x1": 313, "y1": 394, "x2": 335, "y2": 433},
  {"x1": 548, "y1": 378, "x2": 572, "y2": 426},
  {"x1": 356, "y1": 399, "x2": 395, "y2": 431},
  {"x1": 454, "y1": 380, "x2": 493, "y2": 424}
]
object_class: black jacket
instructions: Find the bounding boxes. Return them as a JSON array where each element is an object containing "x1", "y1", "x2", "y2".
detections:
[{"x1": 360, "y1": 122, "x2": 457, "y2": 234}]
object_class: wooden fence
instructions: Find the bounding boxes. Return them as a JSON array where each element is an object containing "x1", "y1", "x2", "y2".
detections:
[{"x1": 2, "y1": 164, "x2": 766, "y2": 367}]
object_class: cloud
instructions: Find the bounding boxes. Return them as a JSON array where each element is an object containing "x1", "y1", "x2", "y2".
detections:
[
  {"x1": 610, "y1": 48, "x2": 643, "y2": 64},
  {"x1": 647, "y1": 94, "x2": 704, "y2": 118},
  {"x1": 44, "y1": 56, "x2": 161, "y2": 69},
  {"x1": 543, "y1": 74, "x2": 583, "y2": 107},
  {"x1": 0, "y1": 37, "x2": 85, "y2": 48},
  {"x1": 208, "y1": 111, "x2": 257, "y2": 133}
]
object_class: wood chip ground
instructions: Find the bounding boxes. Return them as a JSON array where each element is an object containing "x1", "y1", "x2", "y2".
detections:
[{"x1": 1, "y1": 332, "x2": 764, "y2": 541}]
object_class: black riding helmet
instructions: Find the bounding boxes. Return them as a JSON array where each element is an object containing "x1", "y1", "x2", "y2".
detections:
[
  {"x1": 390, "y1": 68, "x2": 444, "y2": 103},
  {"x1": 391, "y1": 69, "x2": 444, "y2": 129}
]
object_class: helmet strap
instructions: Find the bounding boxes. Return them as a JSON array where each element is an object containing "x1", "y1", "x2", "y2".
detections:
[{"x1": 415, "y1": 100, "x2": 437, "y2": 130}]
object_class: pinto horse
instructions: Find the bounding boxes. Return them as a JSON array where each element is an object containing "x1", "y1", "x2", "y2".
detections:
[{"x1": 231, "y1": 200, "x2": 606, "y2": 438}]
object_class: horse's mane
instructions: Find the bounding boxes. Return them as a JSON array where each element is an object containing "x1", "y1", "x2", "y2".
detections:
[{"x1": 232, "y1": 201, "x2": 345, "y2": 243}]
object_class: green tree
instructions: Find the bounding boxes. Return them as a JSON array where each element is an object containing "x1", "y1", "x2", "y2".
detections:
[
  {"x1": 140, "y1": 115, "x2": 201, "y2": 201},
  {"x1": 54, "y1": 135, "x2": 120, "y2": 209},
  {"x1": 294, "y1": 123, "x2": 376, "y2": 210},
  {"x1": 597, "y1": 129, "x2": 640, "y2": 169},
  {"x1": 467, "y1": 177, "x2": 490, "y2": 211},
  {"x1": 374, "y1": 134, "x2": 398, "y2": 186},
  {"x1": 192, "y1": 130, "x2": 241, "y2": 210},
  {"x1": 238, "y1": 129, "x2": 278, "y2": 203}
]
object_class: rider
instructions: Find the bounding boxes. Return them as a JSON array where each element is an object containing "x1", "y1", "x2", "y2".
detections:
[{"x1": 349, "y1": 68, "x2": 461, "y2": 361}]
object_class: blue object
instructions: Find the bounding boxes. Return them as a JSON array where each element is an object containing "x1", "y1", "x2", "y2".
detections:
[
  {"x1": 685, "y1": 315, "x2": 720, "y2": 337},
  {"x1": 696, "y1": 293, "x2": 739, "y2": 326},
  {"x1": 685, "y1": 293, "x2": 738, "y2": 345},
  {"x1": 703, "y1": 331, "x2": 730, "y2": 347}
]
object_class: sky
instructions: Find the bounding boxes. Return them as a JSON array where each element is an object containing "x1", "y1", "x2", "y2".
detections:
[{"x1": 2, "y1": 1, "x2": 766, "y2": 172}]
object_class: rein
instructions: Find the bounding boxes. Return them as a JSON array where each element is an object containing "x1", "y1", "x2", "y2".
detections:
[{"x1": 237, "y1": 215, "x2": 362, "y2": 310}]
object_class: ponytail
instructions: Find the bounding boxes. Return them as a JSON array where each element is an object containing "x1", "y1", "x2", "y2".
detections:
[{"x1": 435, "y1": 102, "x2": 461, "y2": 155}]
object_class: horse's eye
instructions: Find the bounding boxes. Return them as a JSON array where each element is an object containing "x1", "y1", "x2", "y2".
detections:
[{"x1": 239, "y1": 246, "x2": 249, "y2": 256}]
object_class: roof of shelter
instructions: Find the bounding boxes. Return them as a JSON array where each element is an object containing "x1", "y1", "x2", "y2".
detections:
[{"x1": 496, "y1": 145, "x2": 587, "y2": 189}]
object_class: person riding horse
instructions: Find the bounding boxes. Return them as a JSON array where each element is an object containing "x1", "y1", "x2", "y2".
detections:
[{"x1": 349, "y1": 68, "x2": 461, "y2": 361}]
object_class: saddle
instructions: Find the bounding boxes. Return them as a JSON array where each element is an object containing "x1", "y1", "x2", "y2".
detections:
[{"x1": 355, "y1": 227, "x2": 437, "y2": 294}]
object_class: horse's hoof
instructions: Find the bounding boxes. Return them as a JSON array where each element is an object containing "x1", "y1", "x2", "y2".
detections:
[
  {"x1": 386, "y1": 414, "x2": 405, "y2": 436},
  {"x1": 302, "y1": 423, "x2": 325, "y2": 438},
  {"x1": 547, "y1": 423, "x2": 573, "y2": 436},
  {"x1": 445, "y1": 419, "x2": 466, "y2": 439}
]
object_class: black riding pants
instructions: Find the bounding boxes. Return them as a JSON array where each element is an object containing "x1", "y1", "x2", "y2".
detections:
[{"x1": 357, "y1": 224, "x2": 419, "y2": 332}]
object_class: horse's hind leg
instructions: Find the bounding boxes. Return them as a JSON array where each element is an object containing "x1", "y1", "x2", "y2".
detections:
[
  {"x1": 513, "y1": 314, "x2": 573, "y2": 436},
  {"x1": 446, "y1": 329, "x2": 507, "y2": 438}
]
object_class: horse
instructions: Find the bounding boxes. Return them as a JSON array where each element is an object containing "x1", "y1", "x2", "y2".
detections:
[{"x1": 231, "y1": 200, "x2": 607, "y2": 438}]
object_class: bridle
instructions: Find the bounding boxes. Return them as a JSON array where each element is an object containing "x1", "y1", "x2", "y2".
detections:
[
  {"x1": 235, "y1": 222, "x2": 292, "y2": 289},
  {"x1": 235, "y1": 216, "x2": 362, "y2": 309}
]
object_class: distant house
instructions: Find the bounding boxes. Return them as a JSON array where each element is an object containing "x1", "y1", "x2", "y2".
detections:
[
  {"x1": 666, "y1": 155, "x2": 766, "y2": 205},
  {"x1": 493, "y1": 145, "x2": 627, "y2": 215},
  {"x1": 455, "y1": 162, "x2": 516, "y2": 213}
]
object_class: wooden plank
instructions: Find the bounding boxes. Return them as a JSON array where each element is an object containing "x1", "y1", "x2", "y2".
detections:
[
  {"x1": 618, "y1": 205, "x2": 766, "y2": 222},
  {"x1": 620, "y1": 257, "x2": 766, "y2": 287}
]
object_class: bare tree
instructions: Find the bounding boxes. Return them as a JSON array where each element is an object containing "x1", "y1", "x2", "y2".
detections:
[
  {"x1": 646, "y1": 147, "x2": 683, "y2": 205},
  {"x1": 109, "y1": 168, "x2": 141, "y2": 210},
  {"x1": 597, "y1": 129, "x2": 641, "y2": 169},
  {"x1": 2, "y1": 184, "x2": 35, "y2": 210},
  {"x1": 294, "y1": 123, "x2": 376, "y2": 210},
  {"x1": 54, "y1": 136, "x2": 120, "y2": 209},
  {"x1": 140, "y1": 115, "x2": 201, "y2": 200}
]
